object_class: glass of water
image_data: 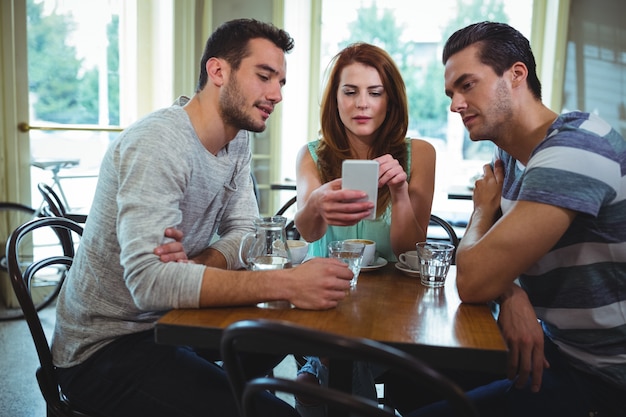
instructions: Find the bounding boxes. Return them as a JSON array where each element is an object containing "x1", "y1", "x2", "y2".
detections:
[
  {"x1": 415, "y1": 242, "x2": 455, "y2": 288},
  {"x1": 327, "y1": 240, "x2": 365, "y2": 288}
]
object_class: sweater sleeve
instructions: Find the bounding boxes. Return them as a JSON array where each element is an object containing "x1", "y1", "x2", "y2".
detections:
[
  {"x1": 112, "y1": 110, "x2": 208, "y2": 310},
  {"x1": 208, "y1": 131, "x2": 259, "y2": 270}
]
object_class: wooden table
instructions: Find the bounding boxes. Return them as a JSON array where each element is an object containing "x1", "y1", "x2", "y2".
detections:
[
  {"x1": 155, "y1": 264, "x2": 507, "y2": 374},
  {"x1": 155, "y1": 264, "x2": 506, "y2": 416}
]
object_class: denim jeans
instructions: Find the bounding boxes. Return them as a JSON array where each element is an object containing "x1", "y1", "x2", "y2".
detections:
[
  {"x1": 387, "y1": 336, "x2": 626, "y2": 417},
  {"x1": 56, "y1": 330, "x2": 298, "y2": 417},
  {"x1": 295, "y1": 356, "x2": 386, "y2": 417}
]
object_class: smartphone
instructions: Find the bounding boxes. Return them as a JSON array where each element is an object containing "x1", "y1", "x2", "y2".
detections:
[{"x1": 341, "y1": 160, "x2": 379, "y2": 220}]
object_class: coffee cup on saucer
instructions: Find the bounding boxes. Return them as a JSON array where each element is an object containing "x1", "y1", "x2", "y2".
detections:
[
  {"x1": 344, "y1": 239, "x2": 376, "y2": 266},
  {"x1": 398, "y1": 250, "x2": 419, "y2": 270},
  {"x1": 287, "y1": 239, "x2": 309, "y2": 265}
]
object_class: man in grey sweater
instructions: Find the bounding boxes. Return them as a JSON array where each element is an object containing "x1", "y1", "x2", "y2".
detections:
[{"x1": 51, "y1": 18, "x2": 354, "y2": 417}]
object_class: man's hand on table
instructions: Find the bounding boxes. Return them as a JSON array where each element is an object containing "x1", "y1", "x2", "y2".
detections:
[
  {"x1": 281, "y1": 257, "x2": 353, "y2": 310},
  {"x1": 154, "y1": 228, "x2": 354, "y2": 309}
]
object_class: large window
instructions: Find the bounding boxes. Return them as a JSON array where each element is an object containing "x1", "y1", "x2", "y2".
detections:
[
  {"x1": 23, "y1": 0, "x2": 279, "y2": 215},
  {"x1": 23, "y1": 0, "x2": 187, "y2": 213},
  {"x1": 27, "y1": 0, "x2": 122, "y2": 212},
  {"x1": 19, "y1": 1, "x2": 625, "y2": 225},
  {"x1": 562, "y1": 0, "x2": 626, "y2": 139},
  {"x1": 282, "y1": 0, "x2": 532, "y2": 227}
]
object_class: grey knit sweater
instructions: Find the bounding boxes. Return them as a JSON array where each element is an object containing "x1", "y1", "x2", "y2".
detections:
[{"x1": 52, "y1": 97, "x2": 259, "y2": 368}]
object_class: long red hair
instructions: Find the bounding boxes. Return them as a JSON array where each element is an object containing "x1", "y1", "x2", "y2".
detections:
[{"x1": 316, "y1": 43, "x2": 409, "y2": 217}]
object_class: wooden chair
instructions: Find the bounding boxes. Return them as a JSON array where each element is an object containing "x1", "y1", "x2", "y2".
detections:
[
  {"x1": 243, "y1": 376, "x2": 394, "y2": 417},
  {"x1": 5, "y1": 216, "x2": 100, "y2": 417},
  {"x1": 275, "y1": 195, "x2": 299, "y2": 240},
  {"x1": 37, "y1": 183, "x2": 88, "y2": 224},
  {"x1": 221, "y1": 319, "x2": 478, "y2": 417},
  {"x1": 428, "y1": 214, "x2": 460, "y2": 264},
  {"x1": 285, "y1": 212, "x2": 460, "y2": 402}
]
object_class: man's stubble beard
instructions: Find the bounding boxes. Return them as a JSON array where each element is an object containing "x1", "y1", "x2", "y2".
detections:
[
  {"x1": 219, "y1": 72, "x2": 266, "y2": 133},
  {"x1": 469, "y1": 78, "x2": 513, "y2": 143}
]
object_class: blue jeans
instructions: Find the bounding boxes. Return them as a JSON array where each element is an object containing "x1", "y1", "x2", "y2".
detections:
[
  {"x1": 295, "y1": 356, "x2": 386, "y2": 417},
  {"x1": 56, "y1": 330, "x2": 298, "y2": 417},
  {"x1": 386, "y1": 337, "x2": 625, "y2": 417}
]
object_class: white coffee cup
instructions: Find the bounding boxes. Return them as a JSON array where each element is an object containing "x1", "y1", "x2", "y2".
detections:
[
  {"x1": 344, "y1": 239, "x2": 376, "y2": 266},
  {"x1": 398, "y1": 250, "x2": 419, "y2": 270},
  {"x1": 287, "y1": 239, "x2": 309, "y2": 264}
]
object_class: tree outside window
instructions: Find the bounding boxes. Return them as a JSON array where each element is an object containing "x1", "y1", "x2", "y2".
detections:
[
  {"x1": 320, "y1": 0, "x2": 532, "y2": 223},
  {"x1": 26, "y1": 0, "x2": 120, "y2": 211}
]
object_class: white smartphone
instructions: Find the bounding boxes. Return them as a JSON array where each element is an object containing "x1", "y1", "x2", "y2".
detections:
[{"x1": 341, "y1": 160, "x2": 379, "y2": 220}]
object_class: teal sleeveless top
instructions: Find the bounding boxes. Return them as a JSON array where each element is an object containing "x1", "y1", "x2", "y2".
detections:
[{"x1": 305, "y1": 139, "x2": 412, "y2": 262}]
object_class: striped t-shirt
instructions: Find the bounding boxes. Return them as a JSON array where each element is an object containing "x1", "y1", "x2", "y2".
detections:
[{"x1": 497, "y1": 111, "x2": 625, "y2": 390}]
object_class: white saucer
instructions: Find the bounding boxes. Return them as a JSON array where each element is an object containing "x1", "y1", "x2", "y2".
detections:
[
  {"x1": 395, "y1": 262, "x2": 420, "y2": 278},
  {"x1": 360, "y1": 257, "x2": 388, "y2": 272}
]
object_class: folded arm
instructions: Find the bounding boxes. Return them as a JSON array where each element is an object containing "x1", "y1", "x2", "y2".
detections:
[
  {"x1": 455, "y1": 160, "x2": 576, "y2": 303},
  {"x1": 154, "y1": 228, "x2": 227, "y2": 268},
  {"x1": 154, "y1": 227, "x2": 355, "y2": 309},
  {"x1": 456, "y1": 160, "x2": 575, "y2": 392}
]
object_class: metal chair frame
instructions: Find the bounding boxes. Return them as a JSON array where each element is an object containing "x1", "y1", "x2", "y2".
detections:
[
  {"x1": 37, "y1": 183, "x2": 88, "y2": 224},
  {"x1": 243, "y1": 376, "x2": 393, "y2": 417},
  {"x1": 275, "y1": 195, "x2": 299, "y2": 240},
  {"x1": 428, "y1": 214, "x2": 460, "y2": 264},
  {"x1": 221, "y1": 319, "x2": 478, "y2": 417},
  {"x1": 6, "y1": 216, "x2": 100, "y2": 417}
]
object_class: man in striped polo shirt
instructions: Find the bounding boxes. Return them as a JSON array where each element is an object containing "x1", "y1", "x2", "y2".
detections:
[{"x1": 407, "y1": 21, "x2": 625, "y2": 417}]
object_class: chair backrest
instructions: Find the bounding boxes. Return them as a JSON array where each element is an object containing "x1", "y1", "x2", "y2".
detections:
[
  {"x1": 221, "y1": 319, "x2": 478, "y2": 417},
  {"x1": 5, "y1": 216, "x2": 95, "y2": 417},
  {"x1": 243, "y1": 376, "x2": 393, "y2": 417},
  {"x1": 38, "y1": 182, "x2": 67, "y2": 217},
  {"x1": 37, "y1": 182, "x2": 86, "y2": 260},
  {"x1": 428, "y1": 214, "x2": 460, "y2": 263},
  {"x1": 276, "y1": 195, "x2": 300, "y2": 240},
  {"x1": 38, "y1": 182, "x2": 88, "y2": 224},
  {"x1": 275, "y1": 196, "x2": 299, "y2": 240}
]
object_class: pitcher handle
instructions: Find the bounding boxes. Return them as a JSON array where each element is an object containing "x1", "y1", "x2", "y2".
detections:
[{"x1": 238, "y1": 231, "x2": 255, "y2": 268}]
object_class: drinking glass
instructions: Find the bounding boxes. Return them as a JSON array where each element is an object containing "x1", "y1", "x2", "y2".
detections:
[
  {"x1": 415, "y1": 242, "x2": 455, "y2": 288},
  {"x1": 327, "y1": 240, "x2": 365, "y2": 288}
]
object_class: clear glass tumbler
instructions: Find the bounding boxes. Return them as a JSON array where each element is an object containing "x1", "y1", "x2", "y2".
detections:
[
  {"x1": 415, "y1": 242, "x2": 455, "y2": 288},
  {"x1": 327, "y1": 240, "x2": 365, "y2": 288}
]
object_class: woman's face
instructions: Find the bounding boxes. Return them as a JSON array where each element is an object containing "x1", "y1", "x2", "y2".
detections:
[{"x1": 336, "y1": 63, "x2": 388, "y2": 143}]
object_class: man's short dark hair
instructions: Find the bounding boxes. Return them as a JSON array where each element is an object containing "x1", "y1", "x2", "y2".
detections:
[
  {"x1": 442, "y1": 21, "x2": 542, "y2": 100},
  {"x1": 196, "y1": 18, "x2": 294, "y2": 92}
]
